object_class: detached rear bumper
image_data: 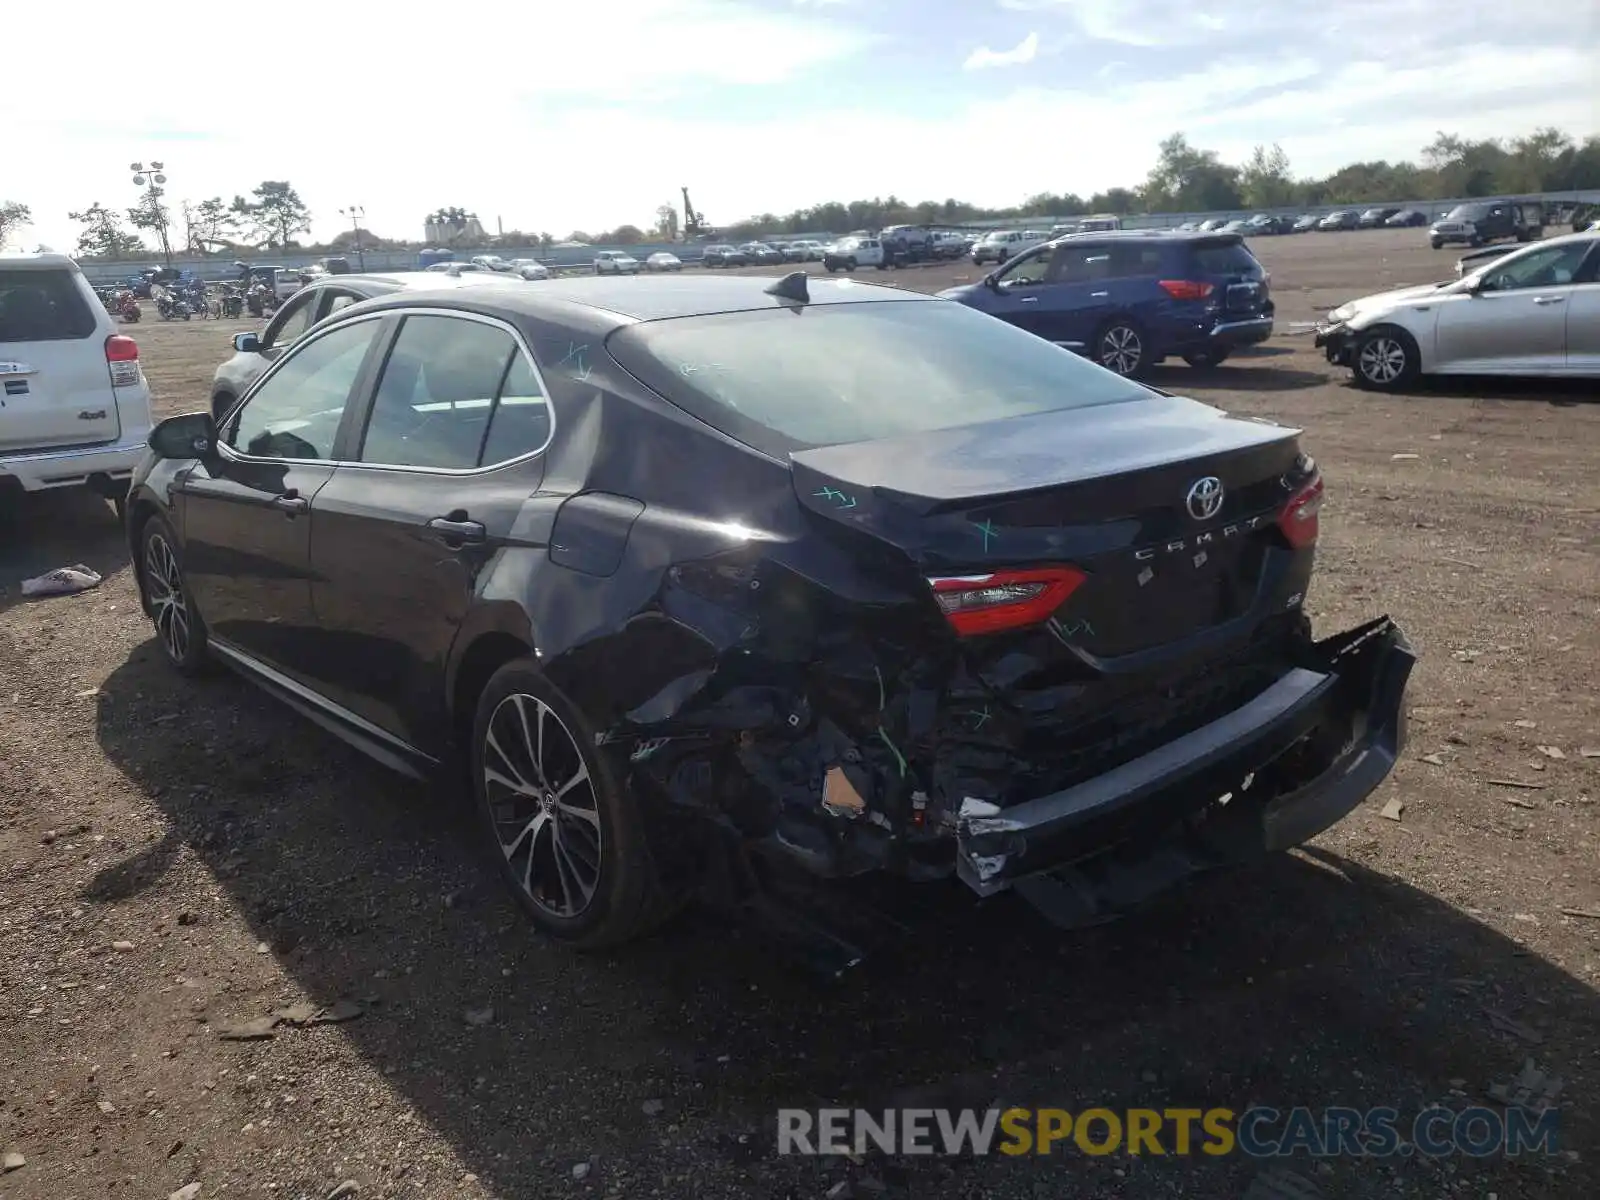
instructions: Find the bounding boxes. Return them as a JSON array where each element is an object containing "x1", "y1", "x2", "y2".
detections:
[{"x1": 956, "y1": 617, "x2": 1414, "y2": 909}]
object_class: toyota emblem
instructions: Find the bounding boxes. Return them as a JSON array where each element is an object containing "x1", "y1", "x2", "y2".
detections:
[{"x1": 1186, "y1": 476, "x2": 1225, "y2": 521}]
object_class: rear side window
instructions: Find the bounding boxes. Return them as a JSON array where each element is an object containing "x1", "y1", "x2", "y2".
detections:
[
  {"x1": 359, "y1": 314, "x2": 549, "y2": 470},
  {"x1": 608, "y1": 300, "x2": 1150, "y2": 456},
  {"x1": 1109, "y1": 244, "x2": 1167, "y2": 276},
  {"x1": 1189, "y1": 241, "x2": 1263, "y2": 276},
  {"x1": 0, "y1": 270, "x2": 97, "y2": 343}
]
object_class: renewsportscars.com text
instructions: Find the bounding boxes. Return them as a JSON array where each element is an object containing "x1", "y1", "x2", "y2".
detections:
[{"x1": 776, "y1": 1106, "x2": 1560, "y2": 1159}]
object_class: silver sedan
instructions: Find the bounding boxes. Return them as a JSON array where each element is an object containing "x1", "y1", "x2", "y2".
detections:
[{"x1": 1314, "y1": 231, "x2": 1600, "y2": 390}]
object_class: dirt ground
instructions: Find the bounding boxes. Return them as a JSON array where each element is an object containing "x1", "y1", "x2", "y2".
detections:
[{"x1": 1, "y1": 228, "x2": 1596, "y2": 1200}]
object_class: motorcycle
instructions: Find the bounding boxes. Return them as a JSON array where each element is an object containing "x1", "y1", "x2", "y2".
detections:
[
  {"x1": 220, "y1": 287, "x2": 244, "y2": 319},
  {"x1": 117, "y1": 293, "x2": 141, "y2": 323},
  {"x1": 155, "y1": 288, "x2": 192, "y2": 321}
]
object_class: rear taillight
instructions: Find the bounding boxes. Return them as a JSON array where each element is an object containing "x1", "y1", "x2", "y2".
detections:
[
  {"x1": 1278, "y1": 475, "x2": 1324, "y2": 549},
  {"x1": 105, "y1": 335, "x2": 141, "y2": 388},
  {"x1": 928, "y1": 566, "x2": 1086, "y2": 636},
  {"x1": 1158, "y1": 279, "x2": 1214, "y2": 301}
]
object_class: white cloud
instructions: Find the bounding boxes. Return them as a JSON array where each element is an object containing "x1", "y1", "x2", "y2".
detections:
[
  {"x1": 963, "y1": 32, "x2": 1040, "y2": 71},
  {"x1": 3, "y1": 0, "x2": 1594, "y2": 252}
]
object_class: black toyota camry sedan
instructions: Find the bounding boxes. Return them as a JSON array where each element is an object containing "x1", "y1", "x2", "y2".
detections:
[{"x1": 127, "y1": 272, "x2": 1413, "y2": 952}]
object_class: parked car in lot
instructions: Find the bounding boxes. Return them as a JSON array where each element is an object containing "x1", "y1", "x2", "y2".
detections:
[
  {"x1": 645, "y1": 252, "x2": 683, "y2": 272},
  {"x1": 1358, "y1": 208, "x2": 1400, "y2": 229},
  {"x1": 786, "y1": 240, "x2": 827, "y2": 262},
  {"x1": 1244, "y1": 215, "x2": 1293, "y2": 235},
  {"x1": 971, "y1": 229, "x2": 1047, "y2": 265},
  {"x1": 1196, "y1": 219, "x2": 1228, "y2": 232},
  {"x1": 471, "y1": 255, "x2": 514, "y2": 273},
  {"x1": 127, "y1": 272, "x2": 1412, "y2": 949},
  {"x1": 1318, "y1": 211, "x2": 1359, "y2": 231},
  {"x1": 700, "y1": 244, "x2": 747, "y2": 268},
  {"x1": 211, "y1": 271, "x2": 529, "y2": 421},
  {"x1": 507, "y1": 259, "x2": 551, "y2": 280},
  {"x1": 1386, "y1": 209, "x2": 1428, "y2": 228},
  {"x1": 1429, "y1": 200, "x2": 1543, "y2": 249},
  {"x1": 594, "y1": 251, "x2": 641, "y2": 275},
  {"x1": 823, "y1": 236, "x2": 885, "y2": 271},
  {"x1": 1291, "y1": 214, "x2": 1320, "y2": 233},
  {"x1": 942, "y1": 230, "x2": 1275, "y2": 377},
  {"x1": 1315, "y1": 230, "x2": 1599, "y2": 390},
  {"x1": 740, "y1": 243, "x2": 784, "y2": 266},
  {"x1": 0, "y1": 253, "x2": 152, "y2": 515}
]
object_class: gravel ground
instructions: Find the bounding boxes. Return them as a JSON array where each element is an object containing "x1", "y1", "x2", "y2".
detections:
[{"x1": 1, "y1": 229, "x2": 1596, "y2": 1200}]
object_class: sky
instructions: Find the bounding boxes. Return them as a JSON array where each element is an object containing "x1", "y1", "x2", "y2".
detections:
[{"x1": 5, "y1": 0, "x2": 1596, "y2": 251}]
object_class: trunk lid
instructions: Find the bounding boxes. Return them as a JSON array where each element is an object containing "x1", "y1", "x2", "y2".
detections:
[
  {"x1": 791, "y1": 395, "x2": 1304, "y2": 660},
  {"x1": 0, "y1": 265, "x2": 121, "y2": 454}
]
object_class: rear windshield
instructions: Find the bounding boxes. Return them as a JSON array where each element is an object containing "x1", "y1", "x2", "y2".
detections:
[
  {"x1": 1189, "y1": 240, "x2": 1263, "y2": 276},
  {"x1": 607, "y1": 300, "x2": 1151, "y2": 455},
  {"x1": 0, "y1": 270, "x2": 97, "y2": 343}
]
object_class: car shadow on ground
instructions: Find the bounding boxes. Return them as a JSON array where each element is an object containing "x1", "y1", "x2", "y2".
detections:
[
  {"x1": 87, "y1": 641, "x2": 1596, "y2": 1198},
  {"x1": 0, "y1": 489, "x2": 129, "y2": 614},
  {"x1": 1359, "y1": 376, "x2": 1600, "y2": 407},
  {"x1": 1148, "y1": 361, "x2": 1328, "y2": 393}
]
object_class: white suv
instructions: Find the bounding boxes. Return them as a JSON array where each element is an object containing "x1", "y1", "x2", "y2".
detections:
[
  {"x1": 822, "y1": 236, "x2": 886, "y2": 272},
  {"x1": 594, "y1": 251, "x2": 641, "y2": 275},
  {"x1": 971, "y1": 229, "x2": 1048, "y2": 265},
  {"x1": 1, "y1": 254, "x2": 153, "y2": 516}
]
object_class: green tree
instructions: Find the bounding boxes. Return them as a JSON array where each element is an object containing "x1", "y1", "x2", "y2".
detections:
[
  {"x1": 1140, "y1": 133, "x2": 1243, "y2": 212},
  {"x1": 654, "y1": 203, "x2": 680, "y2": 240},
  {"x1": 233, "y1": 181, "x2": 312, "y2": 248},
  {"x1": 1239, "y1": 143, "x2": 1296, "y2": 208},
  {"x1": 182, "y1": 197, "x2": 239, "y2": 254},
  {"x1": 0, "y1": 200, "x2": 31, "y2": 250},
  {"x1": 68, "y1": 203, "x2": 145, "y2": 259}
]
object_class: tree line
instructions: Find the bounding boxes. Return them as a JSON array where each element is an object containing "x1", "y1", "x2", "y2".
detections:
[{"x1": 0, "y1": 127, "x2": 1594, "y2": 259}]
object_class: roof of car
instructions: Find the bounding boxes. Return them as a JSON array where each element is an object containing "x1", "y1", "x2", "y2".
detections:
[
  {"x1": 0, "y1": 252, "x2": 82, "y2": 272},
  {"x1": 308, "y1": 270, "x2": 531, "y2": 294},
  {"x1": 1051, "y1": 229, "x2": 1244, "y2": 244},
  {"x1": 345, "y1": 273, "x2": 933, "y2": 324}
]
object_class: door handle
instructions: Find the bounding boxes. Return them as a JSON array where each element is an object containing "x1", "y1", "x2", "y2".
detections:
[
  {"x1": 1091, "y1": 291, "x2": 1110, "y2": 298},
  {"x1": 1532, "y1": 296, "x2": 1566, "y2": 305},
  {"x1": 427, "y1": 516, "x2": 487, "y2": 544},
  {"x1": 1019, "y1": 296, "x2": 1039, "y2": 303},
  {"x1": 271, "y1": 492, "x2": 308, "y2": 514}
]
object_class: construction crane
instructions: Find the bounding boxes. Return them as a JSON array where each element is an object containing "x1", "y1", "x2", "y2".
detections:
[{"x1": 682, "y1": 187, "x2": 709, "y2": 241}]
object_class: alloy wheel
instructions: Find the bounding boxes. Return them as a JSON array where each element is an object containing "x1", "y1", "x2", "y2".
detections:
[
  {"x1": 1100, "y1": 325, "x2": 1143, "y2": 375},
  {"x1": 144, "y1": 533, "x2": 191, "y2": 663},
  {"x1": 1358, "y1": 336, "x2": 1406, "y2": 385},
  {"x1": 483, "y1": 693, "x2": 603, "y2": 919}
]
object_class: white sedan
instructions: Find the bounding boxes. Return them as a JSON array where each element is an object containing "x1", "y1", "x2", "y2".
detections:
[
  {"x1": 1314, "y1": 230, "x2": 1600, "y2": 390},
  {"x1": 594, "y1": 251, "x2": 641, "y2": 275},
  {"x1": 508, "y1": 258, "x2": 550, "y2": 280},
  {"x1": 645, "y1": 251, "x2": 682, "y2": 272}
]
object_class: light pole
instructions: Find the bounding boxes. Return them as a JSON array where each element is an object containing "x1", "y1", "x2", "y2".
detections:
[
  {"x1": 130, "y1": 161, "x2": 174, "y2": 267},
  {"x1": 340, "y1": 206, "x2": 366, "y2": 271}
]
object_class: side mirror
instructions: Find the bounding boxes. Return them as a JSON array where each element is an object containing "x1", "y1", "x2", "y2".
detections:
[
  {"x1": 148, "y1": 412, "x2": 217, "y2": 460},
  {"x1": 983, "y1": 270, "x2": 1003, "y2": 290},
  {"x1": 234, "y1": 331, "x2": 261, "y2": 353}
]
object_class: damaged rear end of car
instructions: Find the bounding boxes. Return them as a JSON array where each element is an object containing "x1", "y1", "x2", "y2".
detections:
[{"x1": 565, "y1": 295, "x2": 1414, "y2": 938}]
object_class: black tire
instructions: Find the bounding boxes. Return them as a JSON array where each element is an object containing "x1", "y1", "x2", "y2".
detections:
[
  {"x1": 1430, "y1": 239, "x2": 1442, "y2": 250},
  {"x1": 471, "y1": 661, "x2": 669, "y2": 948},
  {"x1": 137, "y1": 513, "x2": 210, "y2": 676},
  {"x1": 1183, "y1": 349, "x2": 1231, "y2": 368},
  {"x1": 846, "y1": 258, "x2": 857, "y2": 271},
  {"x1": 1094, "y1": 317, "x2": 1149, "y2": 378},
  {"x1": 1351, "y1": 325, "x2": 1421, "y2": 392},
  {"x1": 1468, "y1": 235, "x2": 1483, "y2": 247},
  {"x1": 825, "y1": 263, "x2": 837, "y2": 273}
]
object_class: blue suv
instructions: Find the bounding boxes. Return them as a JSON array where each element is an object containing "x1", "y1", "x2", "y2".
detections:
[{"x1": 939, "y1": 231, "x2": 1274, "y2": 378}]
